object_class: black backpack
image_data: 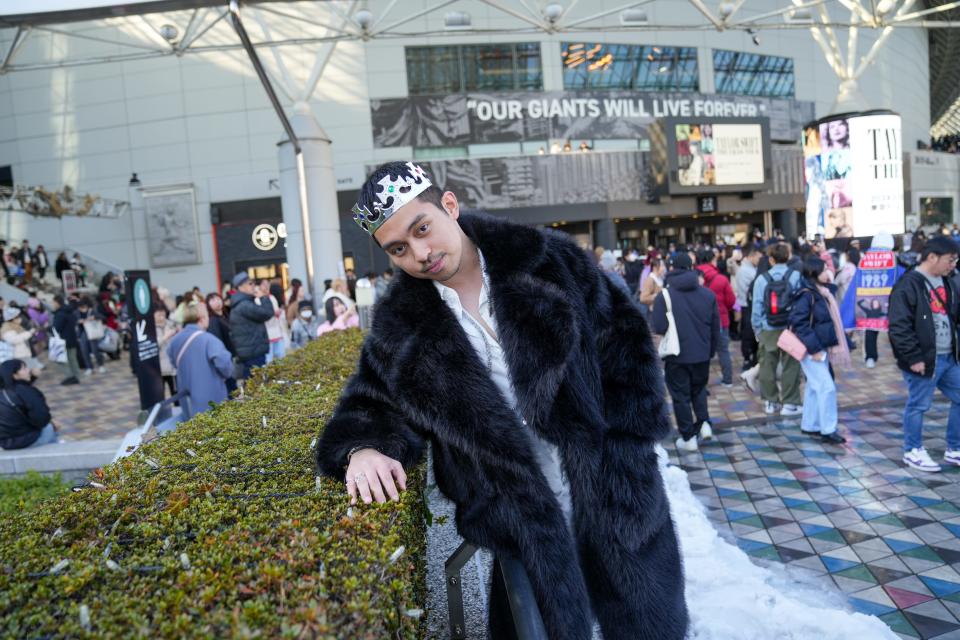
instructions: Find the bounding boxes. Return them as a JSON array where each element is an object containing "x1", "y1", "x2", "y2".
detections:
[{"x1": 761, "y1": 268, "x2": 795, "y2": 328}]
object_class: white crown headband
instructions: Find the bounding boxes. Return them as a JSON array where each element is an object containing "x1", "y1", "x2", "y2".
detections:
[{"x1": 352, "y1": 162, "x2": 432, "y2": 235}]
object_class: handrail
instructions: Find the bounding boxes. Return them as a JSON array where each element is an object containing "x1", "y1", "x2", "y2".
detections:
[
  {"x1": 445, "y1": 542, "x2": 548, "y2": 640},
  {"x1": 141, "y1": 389, "x2": 191, "y2": 433}
]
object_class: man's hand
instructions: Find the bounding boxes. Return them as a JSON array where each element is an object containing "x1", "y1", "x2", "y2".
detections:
[
  {"x1": 910, "y1": 361, "x2": 926, "y2": 375},
  {"x1": 345, "y1": 449, "x2": 407, "y2": 505}
]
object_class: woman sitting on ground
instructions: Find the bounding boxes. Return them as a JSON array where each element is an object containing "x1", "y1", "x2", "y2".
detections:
[
  {"x1": 317, "y1": 297, "x2": 359, "y2": 336},
  {"x1": 1, "y1": 306, "x2": 36, "y2": 366},
  {"x1": 0, "y1": 359, "x2": 59, "y2": 449}
]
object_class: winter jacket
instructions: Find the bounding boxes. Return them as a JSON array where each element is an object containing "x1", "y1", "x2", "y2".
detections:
[
  {"x1": 156, "y1": 319, "x2": 178, "y2": 377},
  {"x1": 52, "y1": 305, "x2": 80, "y2": 349},
  {"x1": 788, "y1": 281, "x2": 840, "y2": 356},
  {"x1": 623, "y1": 260, "x2": 643, "y2": 293},
  {"x1": 734, "y1": 261, "x2": 757, "y2": 308},
  {"x1": 651, "y1": 269, "x2": 720, "y2": 364},
  {"x1": 316, "y1": 213, "x2": 687, "y2": 640},
  {"x1": 1, "y1": 322, "x2": 33, "y2": 360},
  {"x1": 290, "y1": 316, "x2": 320, "y2": 349},
  {"x1": 696, "y1": 263, "x2": 736, "y2": 328},
  {"x1": 228, "y1": 292, "x2": 274, "y2": 360},
  {"x1": 751, "y1": 264, "x2": 803, "y2": 332},
  {"x1": 167, "y1": 325, "x2": 233, "y2": 420},
  {"x1": 889, "y1": 269, "x2": 960, "y2": 377},
  {"x1": 0, "y1": 382, "x2": 52, "y2": 449},
  {"x1": 206, "y1": 314, "x2": 235, "y2": 357}
]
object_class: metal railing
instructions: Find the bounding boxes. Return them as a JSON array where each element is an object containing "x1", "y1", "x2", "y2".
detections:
[
  {"x1": 446, "y1": 542, "x2": 548, "y2": 640},
  {"x1": 141, "y1": 389, "x2": 191, "y2": 434}
]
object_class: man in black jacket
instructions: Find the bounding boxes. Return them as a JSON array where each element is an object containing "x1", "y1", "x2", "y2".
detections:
[
  {"x1": 51, "y1": 294, "x2": 81, "y2": 385},
  {"x1": 889, "y1": 235, "x2": 960, "y2": 472},
  {"x1": 651, "y1": 253, "x2": 720, "y2": 452},
  {"x1": 316, "y1": 162, "x2": 687, "y2": 640},
  {"x1": 228, "y1": 273, "x2": 274, "y2": 379}
]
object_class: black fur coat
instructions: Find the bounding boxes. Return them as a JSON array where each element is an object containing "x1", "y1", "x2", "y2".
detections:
[{"x1": 316, "y1": 213, "x2": 688, "y2": 640}]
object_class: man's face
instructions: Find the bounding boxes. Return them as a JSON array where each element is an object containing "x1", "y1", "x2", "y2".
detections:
[
  {"x1": 930, "y1": 253, "x2": 959, "y2": 277},
  {"x1": 373, "y1": 191, "x2": 465, "y2": 282},
  {"x1": 238, "y1": 280, "x2": 256, "y2": 295}
]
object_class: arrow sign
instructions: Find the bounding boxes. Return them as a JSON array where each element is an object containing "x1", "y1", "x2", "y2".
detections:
[{"x1": 136, "y1": 319, "x2": 147, "y2": 343}]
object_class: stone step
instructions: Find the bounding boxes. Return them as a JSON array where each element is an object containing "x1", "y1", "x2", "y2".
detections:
[{"x1": 0, "y1": 438, "x2": 124, "y2": 474}]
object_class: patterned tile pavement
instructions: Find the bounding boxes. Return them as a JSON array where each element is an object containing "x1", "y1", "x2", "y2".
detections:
[
  {"x1": 33, "y1": 350, "x2": 141, "y2": 441},
  {"x1": 669, "y1": 398, "x2": 960, "y2": 639}
]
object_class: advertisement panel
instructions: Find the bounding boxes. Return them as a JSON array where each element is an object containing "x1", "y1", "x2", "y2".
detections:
[
  {"x1": 803, "y1": 111, "x2": 903, "y2": 239},
  {"x1": 664, "y1": 117, "x2": 771, "y2": 194},
  {"x1": 840, "y1": 249, "x2": 902, "y2": 332}
]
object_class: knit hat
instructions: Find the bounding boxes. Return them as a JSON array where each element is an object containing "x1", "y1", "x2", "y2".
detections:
[
  {"x1": 2, "y1": 306, "x2": 20, "y2": 322},
  {"x1": 669, "y1": 253, "x2": 693, "y2": 271},
  {"x1": 231, "y1": 272, "x2": 250, "y2": 289}
]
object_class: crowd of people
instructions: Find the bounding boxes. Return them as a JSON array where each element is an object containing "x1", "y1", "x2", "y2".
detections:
[
  {"x1": 606, "y1": 227, "x2": 960, "y2": 473},
  {"x1": 0, "y1": 263, "x2": 394, "y2": 449},
  {"x1": 930, "y1": 135, "x2": 960, "y2": 154}
]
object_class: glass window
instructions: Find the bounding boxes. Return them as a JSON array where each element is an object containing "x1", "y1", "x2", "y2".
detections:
[
  {"x1": 562, "y1": 43, "x2": 699, "y2": 91},
  {"x1": 406, "y1": 43, "x2": 542, "y2": 95},
  {"x1": 713, "y1": 50, "x2": 795, "y2": 97}
]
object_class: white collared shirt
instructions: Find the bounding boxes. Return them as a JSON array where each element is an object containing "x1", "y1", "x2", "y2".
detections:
[{"x1": 433, "y1": 251, "x2": 572, "y2": 522}]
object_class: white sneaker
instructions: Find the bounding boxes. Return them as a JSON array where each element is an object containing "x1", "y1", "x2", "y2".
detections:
[
  {"x1": 741, "y1": 366, "x2": 760, "y2": 393},
  {"x1": 98, "y1": 366, "x2": 106, "y2": 373},
  {"x1": 903, "y1": 447, "x2": 942, "y2": 472},
  {"x1": 781, "y1": 404, "x2": 802, "y2": 417},
  {"x1": 83, "y1": 369, "x2": 93, "y2": 377},
  {"x1": 675, "y1": 436, "x2": 699, "y2": 452},
  {"x1": 944, "y1": 450, "x2": 960, "y2": 467},
  {"x1": 764, "y1": 401, "x2": 780, "y2": 415},
  {"x1": 699, "y1": 421, "x2": 713, "y2": 441},
  {"x1": 865, "y1": 358, "x2": 876, "y2": 369}
]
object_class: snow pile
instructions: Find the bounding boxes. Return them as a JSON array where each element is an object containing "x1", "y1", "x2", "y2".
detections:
[{"x1": 659, "y1": 446, "x2": 898, "y2": 640}]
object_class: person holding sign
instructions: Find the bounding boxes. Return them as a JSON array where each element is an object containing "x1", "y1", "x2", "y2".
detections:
[{"x1": 889, "y1": 236, "x2": 960, "y2": 472}]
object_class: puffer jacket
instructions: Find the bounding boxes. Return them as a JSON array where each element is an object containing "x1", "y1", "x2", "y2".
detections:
[
  {"x1": 788, "y1": 280, "x2": 839, "y2": 356},
  {"x1": 889, "y1": 269, "x2": 960, "y2": 378},
  {"x1": 0, "y1": 382, "x2": 52, "y2": 449},
  {"x1": 228, "y1": 292, "x2": 274, "y2": 360}
]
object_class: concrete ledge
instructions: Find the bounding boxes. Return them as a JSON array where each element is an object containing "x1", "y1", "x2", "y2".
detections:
[{"x1": 0, "y1": 439, "x2": 124, "y2": 474}]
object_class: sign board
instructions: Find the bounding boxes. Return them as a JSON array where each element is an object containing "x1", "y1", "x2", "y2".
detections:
[
  {"x1": 124, "y1": 270, "x2": 164, "y2": 411},
  {"x1": 841, "y1": 249, "x2": 901, "y2": 332},
  {"x1": 698, "y1": 195, "x2": 718, "y2": 214},
  {"x1": 802, "y1": 110, "x2": 904, "y2": 240},
  {"x1": 61, "y1": 269, "x2": 78, "y2": 295}
]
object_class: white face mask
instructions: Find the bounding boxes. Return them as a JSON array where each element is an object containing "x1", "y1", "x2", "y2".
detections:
[{"x1": 301, "y1": 310, "x2": 313, "y2": 319}]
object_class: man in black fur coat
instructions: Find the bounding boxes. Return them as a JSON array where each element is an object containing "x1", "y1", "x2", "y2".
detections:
[{"x1": 315, "y1": 161, "x2": 688, "y2": 640}]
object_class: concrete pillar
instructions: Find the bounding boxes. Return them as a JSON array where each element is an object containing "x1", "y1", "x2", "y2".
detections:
[
  {"x1": 594, "y1": 218, "x2": 617, "y2": 250},
  {"x1": 277, "y1": 102, "x2": 343, "y2": 298},
  {"x1": 776, "y1": 209, "x2": 799, "y2": 240}
]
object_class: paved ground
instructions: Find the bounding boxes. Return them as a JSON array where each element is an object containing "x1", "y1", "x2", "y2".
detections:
[
  {"x1": 667, "y1": 335, "x2": 960, "y2": 639},
  {"x1": 34, "y1": 349, "x2": 140, "y2": 441}
]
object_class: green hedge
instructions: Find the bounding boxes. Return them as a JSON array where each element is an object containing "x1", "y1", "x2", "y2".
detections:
[
  {"x1": 0, "y1": 471, "x2": 69, "y2": 517},
  {"x1": 0, "y1": 330, "x2": 428, "y2": 639}
]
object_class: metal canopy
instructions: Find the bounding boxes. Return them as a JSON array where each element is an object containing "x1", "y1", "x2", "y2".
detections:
[{"x1": 0, "y1": 0, "x2": 958, "y2": 135}]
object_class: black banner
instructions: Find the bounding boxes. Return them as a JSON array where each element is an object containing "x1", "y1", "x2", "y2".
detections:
[
  {"x1": 371, "y1": 91, "x2": 815, "y2": 148},
  {"x1": 124, "y1": 270, "x2": 164, "y2": 411}
]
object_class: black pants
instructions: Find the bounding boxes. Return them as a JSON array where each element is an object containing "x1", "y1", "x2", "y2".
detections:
[
  {"x1": 740, "y1": 311, "x2": 757, "y2": 368},
  {"x1": 162, "y1": 375, "x2": 177, "y2": 397},
  {"x1": 865, "y1": 330, "x2": 879, "y2": 361},
  {"x1": 664, "y1": 360, "x2": 711, "y2": 440}
]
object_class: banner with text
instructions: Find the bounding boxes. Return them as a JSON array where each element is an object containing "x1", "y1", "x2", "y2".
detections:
[{"x1": 371, "y1": 91, "x2": 815, "y2": 148}]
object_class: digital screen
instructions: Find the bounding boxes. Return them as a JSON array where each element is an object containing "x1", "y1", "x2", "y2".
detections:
[
  {"x1": 676, "y1": 123, "x2": 765, "y2": 187},
  {"x1": 803, "y1": 112, "x2": 903, "y2": 239}
]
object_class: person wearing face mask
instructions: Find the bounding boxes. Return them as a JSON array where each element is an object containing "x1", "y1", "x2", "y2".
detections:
[
  {"x1": 317, "y1": 296, "x2": 359, "y2": 336},
  {"x1": 166, "y1": 303, "x2": 233, "y2": 420},
  {"x1": 290, "y1": 300, "x2": 320, "y2": 349},
  {"x1": 788, "y1": 256, "x2": 849, "y2": 445}
]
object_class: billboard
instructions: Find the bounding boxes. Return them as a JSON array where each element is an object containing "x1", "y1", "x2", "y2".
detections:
[
  {"x1": 803, "y1": 111, "x2": 904, "y2": 239},
  {"x1": 659, "y1": 117, "x2": 772, "y2": 194}
]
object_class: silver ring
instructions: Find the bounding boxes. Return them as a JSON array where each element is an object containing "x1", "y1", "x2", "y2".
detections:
[{"x1": 354, "y1": 472, "x2": 367, "y2": 484}]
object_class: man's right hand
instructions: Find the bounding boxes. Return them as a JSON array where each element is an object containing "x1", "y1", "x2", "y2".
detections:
[
  {"x1": 345, "y1": 449, "x2": 407, "y2": 505},
  {"x1": 910, "y1": 362, "x2": 926, "y2": 375}
]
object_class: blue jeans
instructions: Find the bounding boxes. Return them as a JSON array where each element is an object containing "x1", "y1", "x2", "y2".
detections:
[
  {"x1": 902, "y1": 354, "x2": 960, "y2": 451},
  {"x1": 265, "y1": 339, "x2": 286, "y2": 365},
  {"x1": 799, "y1": 355, "x2": 837, "y2": 435},
  {"x1": 717, "y1": 326, "x2": 733, "y2": 384},
  {"x1": 28, "y1": 423, "x2": 58, "y2": 448}
]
